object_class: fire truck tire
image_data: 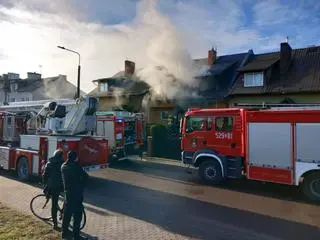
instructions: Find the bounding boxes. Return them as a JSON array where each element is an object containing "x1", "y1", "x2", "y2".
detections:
[
  {"x1": 199, "y1": 160, "x2": 223, "y2": 185},
  {"x1": 17, "y1": 157, "x2": 29, "y2": 181},
  {"x1": 301, "y1": 172, "x2": 320, "y2": 202}
]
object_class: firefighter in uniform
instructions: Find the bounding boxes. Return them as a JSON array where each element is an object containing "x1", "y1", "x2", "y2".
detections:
[
  {"x1": 42, "y1": 148, "x2": 64, "y2": 230},
  {"x1": 61, "y1": 150, "x2": 89, "y2": 240}
]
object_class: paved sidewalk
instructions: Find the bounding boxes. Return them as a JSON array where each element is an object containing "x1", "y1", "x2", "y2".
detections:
[{"x1": 0, "y1": 175, "x2": 191, "y2": 240}]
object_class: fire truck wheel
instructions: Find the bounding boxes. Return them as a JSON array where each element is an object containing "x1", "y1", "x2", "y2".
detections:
[
  {"x1": 17, "y1": 157, "x2": 29, "y2": 181},
  {"x1": 301, "y1": 172, "x2": 320, "y2": 202},
  {"x1": 199, "y1": 160, "x2": 223, "y2": 185}
]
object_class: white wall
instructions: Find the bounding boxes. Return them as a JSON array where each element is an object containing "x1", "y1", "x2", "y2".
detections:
[{"x1": 7, "y1": 92, "x2": 33, "y2": 102}]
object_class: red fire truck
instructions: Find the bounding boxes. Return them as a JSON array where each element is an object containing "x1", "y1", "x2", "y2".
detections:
[
  {"x1": 180, "y1": 104, "x2": 320, "y2": 202},
  {"x1": 0, "y1": 100, "x2": 146, "y2": 163},
  {"x1": 0, "y1": 96, "x2": 109, "y2": 180},
  {"x1": 95, "y1": 111, "x2": 146, "y2": 162}
]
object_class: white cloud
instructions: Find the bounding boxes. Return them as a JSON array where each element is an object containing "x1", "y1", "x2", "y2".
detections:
[
  {"x1": 171, "y1": 0, "x2": 263, "y2": 56},
  {"x1": 252, "y1": 0, "x2": 309, "y2": 27},
  {"x1": 0, "y1": 0, "x2": 81, "y2": 17},
  {"x1": 251, "y1": 0, "x2": 320, "y2": 49}
]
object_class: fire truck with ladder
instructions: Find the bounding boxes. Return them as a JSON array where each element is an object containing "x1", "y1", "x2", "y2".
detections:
[
  {"x1": 0, "y1": 96, "x2": 109, "y2": 180},
  {"x1": 180, "y1": 103, "x2": 320, "y2": 202},
  {"x1": 0, "y1": 98, "x2": 146, "y2": 166}
]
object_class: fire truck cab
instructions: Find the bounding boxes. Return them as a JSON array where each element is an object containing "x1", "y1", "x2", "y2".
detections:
[{"x1": 181, "y1": 106, "x2": 320, "y2": 202}]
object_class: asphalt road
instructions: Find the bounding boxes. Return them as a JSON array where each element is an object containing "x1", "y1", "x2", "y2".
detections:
[{"x1": 86, "y1": 158, "x2": 320, "y2": 240}]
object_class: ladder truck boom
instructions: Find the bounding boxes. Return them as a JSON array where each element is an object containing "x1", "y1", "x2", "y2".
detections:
[{"x1": 0, "y1": 96, "x2": 109, "y2": 181}]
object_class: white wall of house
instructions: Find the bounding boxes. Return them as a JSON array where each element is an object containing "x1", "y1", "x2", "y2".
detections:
[
  {"x1": 7, "y1": 92, "x2": 33, "y2": 102},
  {"x1": 0, "y1": 81, "x2": 33, "y2": 103},
  {"x1": 0, "y1": 92, "x2": 5, "y2": 105}
]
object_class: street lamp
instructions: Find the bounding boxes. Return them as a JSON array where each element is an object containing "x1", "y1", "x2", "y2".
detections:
[{"x1": 57, "y1": 46, "x2": 81, "y2": 99}]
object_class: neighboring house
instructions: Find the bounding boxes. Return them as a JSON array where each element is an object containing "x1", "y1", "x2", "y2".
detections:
[
  {"x1": 147, "y1": 48, "x2": 252, "y2": 125},
  {"x1": 88, "y1": 60, "x2": 150, "y2": 112},
  {"x1": 190, "y1": 48, "x2": 251, "y2": 107},
  {"x1": 0, "y1": 72, "x2": 32, "y2": 103},
  {"x1": 0, "y1": 72, "x2": 81, "y2": 105},
  {"x1": 228, "y1": 42, "x2": 320, "y2": 106}
]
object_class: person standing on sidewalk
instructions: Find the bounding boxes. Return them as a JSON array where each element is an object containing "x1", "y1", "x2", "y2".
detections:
[
  {"x1": 61, "y1": 150, "x2": 89, "y2": 240},
  {"x1": 42, "y1": 148, "x2": 64, "y2": 230}
]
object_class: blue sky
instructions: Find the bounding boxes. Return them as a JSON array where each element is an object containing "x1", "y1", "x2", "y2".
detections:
[
  {"x1": 0, "y1": 0, "x2": 319, "y2": 93},
  {"x1": 80, "y1": 0, "x2": 320, "y2": 54}
]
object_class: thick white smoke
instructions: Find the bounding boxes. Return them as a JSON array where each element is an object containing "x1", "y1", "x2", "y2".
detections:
[
  {"x1": 132, "y1": 0, "x2": 199, "y2": 100},
  {"x1": 0, "y1": 0, "x2": 201, "y2": 101}
]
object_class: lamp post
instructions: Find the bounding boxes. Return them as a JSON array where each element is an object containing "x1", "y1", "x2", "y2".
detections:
[{"x1": 57, "y1": 46, "x2": 81, "y2": 99}]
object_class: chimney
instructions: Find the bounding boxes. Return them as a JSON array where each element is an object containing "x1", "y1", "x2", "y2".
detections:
[
  {"x1": 280, "y1": 41, "x2": 292, "y2": 74},
  {"x1": 27, "y1": 72, "x2": 41, "y2": 80},
  {"x1": 208, "y1": 47, "x2": 217, "y2": 66},
  {"x1": 124, "y1": 60, "x2": 135, "y2": 76}
]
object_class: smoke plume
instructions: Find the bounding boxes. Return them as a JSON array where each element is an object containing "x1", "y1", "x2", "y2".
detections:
[
  {"x1": 0, "y1": 0, "x2": 201, "y2": 101},
  {"x1": 132, "y1": 0, "x2": 199, "y2": 101},
  {"x1": 112, "y1": 87, "x2": 126, "y2": 109},
  {"x1": 42, "y1": 75, "x2": 78, "y2": 99}
]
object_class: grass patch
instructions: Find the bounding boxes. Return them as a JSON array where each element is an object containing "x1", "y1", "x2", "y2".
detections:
[{"x1": 0, "y1": 202, "x2": 60, "y2": 240}]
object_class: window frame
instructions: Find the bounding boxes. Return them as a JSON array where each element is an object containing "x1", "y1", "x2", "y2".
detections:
[
  {"x1": 215, "y1": 116, "x2": 234, "y2": 132},
  {"x1": 7, "y1": 117, "x2": 12, "y2": 125},
  {"x1": 244, "y1": 72, "x2": 264, "y2": 87},
  {"x1": 99, "y1": 82, "x2": 108, "y2": 92},
  {"x1": 185, "y1": 116, "x2": 213, "y2": 133},
  {"x1": 160, "y1": 111, "x2": 169, "y2": 120}
]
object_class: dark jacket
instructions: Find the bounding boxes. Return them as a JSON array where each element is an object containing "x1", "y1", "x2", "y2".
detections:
[
  {"x1": 61, "y1": 160, "x2": 89, "y2": 203},
  {"x1": 42, "y1": 155, "x2": 64, "y2": 191}
]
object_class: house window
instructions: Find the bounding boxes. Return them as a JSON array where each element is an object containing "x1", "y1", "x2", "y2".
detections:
[
  {"x1": 10, "y1": 83, "x2": 18, "y2": 92},
  {"x1": 215, "y1": 117, "x2": 233, "y2": 131},
  {"x1": 244, "y1": 72, "x2": 264, "y2": 87},
  {"x1": 160, "y1": 111, "x2": 169, "y2": 120},
  {"x1": 99, "y1": 82, "x2": 108, "y2": 92},
  {"x1": 7, "y1": 117, "x2": 12, "y2": 125}
]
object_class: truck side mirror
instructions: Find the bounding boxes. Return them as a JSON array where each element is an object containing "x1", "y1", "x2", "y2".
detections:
[{"x1": 186, "y1": 128, "x2": 193, "y2": 134}]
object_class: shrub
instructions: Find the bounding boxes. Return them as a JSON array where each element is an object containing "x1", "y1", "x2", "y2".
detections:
[{"x1": 150, "y1": 124, "x2": 168, "y2": 157}]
